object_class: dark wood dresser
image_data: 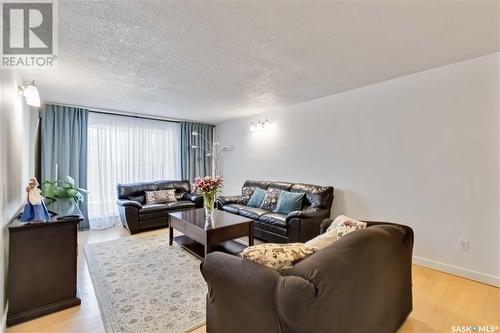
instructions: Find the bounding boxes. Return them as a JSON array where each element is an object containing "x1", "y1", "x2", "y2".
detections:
[{"x1": 7, "y1": 199, "x2": 82, "y2": 326}]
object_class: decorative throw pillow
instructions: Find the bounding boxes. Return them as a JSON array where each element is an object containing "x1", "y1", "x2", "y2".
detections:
[
  {"x1": 260, "y1": 188, "x2": 282, "y2": 211},
  {"x1": 274, "y1": 191, "x2": 305, "y2": 214},
  {"x1": 305, "y1": 229, "x2": 339, "y2": 250},
  {"x1": 240, "y1": 187, "x2": 256, "y2": 205},
  {"x1": 247, "y1": 188, "x2": 267, "y2": 208},
  {"x1": 145, "y1": 189, "x2": 177, "y2": 204},
  {"x1": 327, "y1": 215, "x2": 367, "y2": 237},
  {"x1": 242, "y1": 243, "x2": 318, "y2": 273}
]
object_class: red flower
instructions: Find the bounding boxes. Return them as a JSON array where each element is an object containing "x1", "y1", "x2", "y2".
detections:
[{"x1": 193, "y1": 176, "x2": 224, "y2": 194}]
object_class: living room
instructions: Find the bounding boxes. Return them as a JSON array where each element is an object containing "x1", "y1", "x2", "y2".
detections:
[{"x1": 0, "y1": 1, "x2": 499, "y2": 333}]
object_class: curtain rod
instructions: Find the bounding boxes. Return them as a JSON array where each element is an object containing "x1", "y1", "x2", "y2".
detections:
[
  {"x1": 89, "y1": 110, "x2": 180, "y2": 124},
  {"x1": 44, "y1": 101, "x2": 215, "y2": 125}
]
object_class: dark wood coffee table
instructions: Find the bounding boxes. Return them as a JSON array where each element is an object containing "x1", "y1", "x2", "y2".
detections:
[{"x1": 168, "y1": 208, "x2": 254, "y2": 259}]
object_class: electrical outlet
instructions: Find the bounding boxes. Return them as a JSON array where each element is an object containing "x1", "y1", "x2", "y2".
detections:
[{"x1": 459, "y1": 239, "x2": 469, "y2": 252}]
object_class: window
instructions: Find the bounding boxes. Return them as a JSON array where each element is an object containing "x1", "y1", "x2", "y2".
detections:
[{"x1": 87, "y1": 112, "x2": 180, "y2": 228}]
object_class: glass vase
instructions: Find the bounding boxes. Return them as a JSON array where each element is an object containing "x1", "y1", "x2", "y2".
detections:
[{"x1": 204, "y1": 190, "x2": 216, "y2": 223}]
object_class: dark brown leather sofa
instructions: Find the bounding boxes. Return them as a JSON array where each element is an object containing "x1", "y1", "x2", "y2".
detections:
[
  {"x1": 116, "y1": 180, "x2": 203, "y2": 234},
  {"x1": 216, "y1": 180, "x2": 334, "y2": 243},
  {"x1": 201, "y1": 220, "x2": 414, "y2": 333}
]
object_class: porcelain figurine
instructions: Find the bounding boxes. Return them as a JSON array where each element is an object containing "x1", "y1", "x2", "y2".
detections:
[{"x1": 20, "y1": 177, "x2": 50, "y2": 222}]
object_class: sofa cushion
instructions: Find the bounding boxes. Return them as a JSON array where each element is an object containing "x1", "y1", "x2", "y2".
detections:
[
  {"x1": 260, "y1": 188, "x2": 282, "y2": 211},
  {"x1": 222, "y1": 204, "x2": 247, "y2": 215},
  {"x1": 247, "y1": 188, "x2": 267, "y2": 207},
  {"x1": 139, "y1": 200, "x2": 195, "y2": 214},
  {"x1": 241, "y1": 181, "x2": 271, "y2": 204},
  {"x1": 145, "y1": 189, "x2": 176, "y2": 204},
  {"x1": 240, "y1": 207, "x2": 271, "y2": 220},
  {"x1": 290, "y1": 183, "x2": 334, "y2": 209},
  {"x1": 327, "y1": 215, "x2": 367, "y2": 237},
  {"x1": 240, "y1": 187, "x2": 256, "y2": 205},
  {"x1": 305, "y1": 229, "x2": 338, "y2": 250},
  {"x1": 157, "y1": 180, "x2": 191, "y2": 200},
  {"x1": 275, "y1": 191, "x2": 305, "y2": 214},
  {"x1": 139, "y1": 204, "x2": 169, "y2": 214},
  {"x1": 117, "y1": 182, "x2": 157, "y2": 198},
  {"x1": 166, "y1": 201, "x2": 196, "y2": 210},
  {"x1": 242, "y1": 243, "x2": 318, "y2": 273},
  {"x1": 267, "y1": 182, "x2": 293, "y2": 192},
  {"x1": 259, "y1": 213, "x2": 287, "y2": 227}
]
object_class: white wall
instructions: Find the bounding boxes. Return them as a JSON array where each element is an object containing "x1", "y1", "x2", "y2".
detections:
[
  {"x1": 0, "y1": 71, "x2": 38, "y2": 332},
  {"x1": 216, "y1": 53, "x2": 500, "y2": 286}
]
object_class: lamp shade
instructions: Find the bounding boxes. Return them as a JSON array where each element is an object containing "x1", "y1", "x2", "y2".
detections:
[{"x1": 23, "y1": 84, "x2": 41, "y2": 107}]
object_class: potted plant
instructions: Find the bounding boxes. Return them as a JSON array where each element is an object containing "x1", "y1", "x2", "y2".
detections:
[{"x1": 41, "y1": 176, "x2": 86, "y2": 203}]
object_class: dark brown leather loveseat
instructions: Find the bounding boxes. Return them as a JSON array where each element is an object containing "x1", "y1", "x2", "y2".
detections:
[
  {"x1": 116, "y1": 180, "x2": 203, "y2": 234},
  {"x1": 216, "y1": 180, "x2": 334, "y2": 243},
  {"x1": 201, "y1": 220, "x2": 414, "y2": 333}
]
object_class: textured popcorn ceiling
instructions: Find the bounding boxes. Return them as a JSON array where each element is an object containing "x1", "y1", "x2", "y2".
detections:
[{"x1": 19, "y1": 1, "x2": 499, "y2": 122}]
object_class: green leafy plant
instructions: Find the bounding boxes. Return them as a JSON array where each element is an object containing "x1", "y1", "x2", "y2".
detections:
[{"x1": 41, "y1": 176, "x2": 85, "y2": 203}]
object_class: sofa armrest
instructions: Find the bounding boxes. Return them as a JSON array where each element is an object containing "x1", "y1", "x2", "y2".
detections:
[
  {"x1": 116, "y1": 200, "x2": 141, "y2": 234},
  {"x1": 201, "y1": 252, "x2": 283, "y2": 333},
  {"x1": 182, "y1": 192, "x2": 203, "y2": 207},
  {"x1": 216, "y1": 195, "x2": 243, "y2": 208},
  {"x1": 116, "y1": 199, "x2": 142, "y2": 209},
  {"x1": 286, "y1": 208, "x2": 330, "y2": 242}
]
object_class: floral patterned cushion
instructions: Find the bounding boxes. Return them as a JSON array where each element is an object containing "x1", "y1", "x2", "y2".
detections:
[
  {"x1": 145, "y1": 189, "x2": 177, "y2": 204},
  {"x1": 327, "y1": 215, "x2": 367, "y2": 237},
  {"x1": 242, "y1": 243, "x2": 318, "y2": 273},
  {"x1": 260, "y1": 188, "x2": 282, "y2": 211},
  {"x1": 240, "y1": 187, "x2": 256, "y2": 204}
]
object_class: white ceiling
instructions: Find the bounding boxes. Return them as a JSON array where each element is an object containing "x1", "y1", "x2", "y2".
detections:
[{"x1": 20, "y1": 1, "x2": 499, "y2": 123}]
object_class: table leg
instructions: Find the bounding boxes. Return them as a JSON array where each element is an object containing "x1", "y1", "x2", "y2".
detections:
[
  {"x1": 204, "y1": 243, "x2": 212, "y2": 257},
  {"x1": 169, "y1": 226, "x2": 173, "y2": 246},
  {"x1": 249, "y1": 223, "x2": 254, "y2": 246}
]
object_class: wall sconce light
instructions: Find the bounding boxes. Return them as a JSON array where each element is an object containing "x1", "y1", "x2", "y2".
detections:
[
  {"x1": 250, "y1": 118, "x2": 272, "y2": 132},
  {"x1": 18, "y1": 80, "x2": 41, "y2": 107}
]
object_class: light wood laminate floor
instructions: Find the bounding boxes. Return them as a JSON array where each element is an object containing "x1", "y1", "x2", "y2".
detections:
[{"x1": 6, "y1": 225, "x2": 499, "y2": 333}]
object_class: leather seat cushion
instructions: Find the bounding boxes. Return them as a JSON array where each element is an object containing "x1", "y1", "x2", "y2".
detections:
[
  {"x1": 239, "y1": 207, "x2": 272, "y2": 220},
  {"x1": 258, "y1": 213, "x2": 287, "y2": 227},
  {"x1": 140, "y1": 201, "x2": 195, "y2": 215},
  {"x1": 166, "y1": 201, "x2": 196, "y2": 210},
  {"x1": 140, "y1": 204, "x2": 168, "y2": 214},
  {"x1": 222, "y1": 204, "x2": 247, "y2": 215}
]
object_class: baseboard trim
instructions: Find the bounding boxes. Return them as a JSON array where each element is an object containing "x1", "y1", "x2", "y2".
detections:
[{"x1": 413, "y1": 256, "x2": 500, "y2": 287}]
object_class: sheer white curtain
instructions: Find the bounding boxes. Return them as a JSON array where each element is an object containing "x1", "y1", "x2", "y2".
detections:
[{"x1": 87, "y1": 113, "x2": 181, "y2": 229}]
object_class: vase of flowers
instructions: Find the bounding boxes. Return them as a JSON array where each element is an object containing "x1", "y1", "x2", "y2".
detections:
[{"x1": 193, "y1": 176, "x2": 224, "y2": 223}]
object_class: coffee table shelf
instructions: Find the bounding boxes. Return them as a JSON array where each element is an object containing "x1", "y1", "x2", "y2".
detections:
[{"x1": 169, "y1": 208, "x2": 254, "y2": 259}]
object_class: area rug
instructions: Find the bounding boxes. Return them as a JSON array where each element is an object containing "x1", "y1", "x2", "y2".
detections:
[{"x1": 84, "y1": 234, "x2": 206, "y2": 333}]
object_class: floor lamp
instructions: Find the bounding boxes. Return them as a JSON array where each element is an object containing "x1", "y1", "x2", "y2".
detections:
[{"x1": 191, "y1": 131, "x2": 232, "y2": 177}]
